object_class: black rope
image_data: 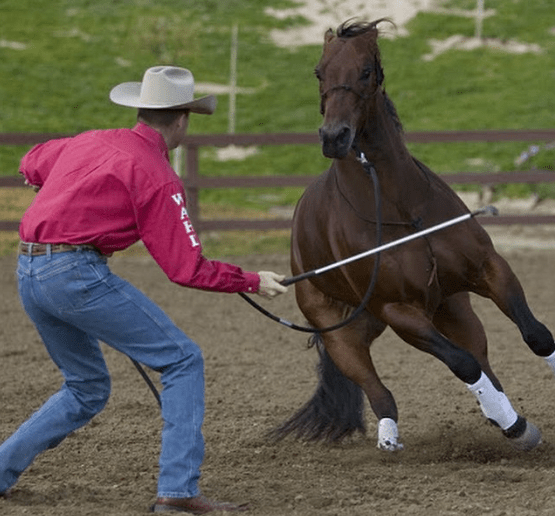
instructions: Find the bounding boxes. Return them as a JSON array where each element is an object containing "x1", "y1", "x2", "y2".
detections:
[
  {"x1": 238, "y1": 148, "x2": 383, "y2": 334},
  {"x1": 133, "y1": 149, "x2": 383, "y2": 407},
  {"x1": 130, "y1": 358, "x2": 161, "y2": 408}
]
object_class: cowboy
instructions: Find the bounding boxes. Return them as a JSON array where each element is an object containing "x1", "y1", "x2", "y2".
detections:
[{"x1": 0, "y1": 66, "x2": 288, "y2": 513}]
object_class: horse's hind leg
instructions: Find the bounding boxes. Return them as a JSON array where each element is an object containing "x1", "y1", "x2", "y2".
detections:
[
  {"x1": 383, "y1": 301, "x2": 541, "y2": 451},
  {"x1": 481, "y1": 252, "x2": 555, "y2": 363}
]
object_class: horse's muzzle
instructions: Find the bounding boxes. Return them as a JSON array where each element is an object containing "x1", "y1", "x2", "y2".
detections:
[{"x1": 319, "y1": 124, "x2": 353, "y2": 159}]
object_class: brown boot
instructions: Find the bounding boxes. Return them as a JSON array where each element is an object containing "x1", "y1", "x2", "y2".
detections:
[{"x1": 151, "y1": 495, "x2": 249, "y2": 513}]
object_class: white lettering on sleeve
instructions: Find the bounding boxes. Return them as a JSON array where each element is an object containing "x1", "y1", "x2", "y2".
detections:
[
  {"x1": 183, "y1": 220, "x2": 200, "y2": 247},
  {"x1": 171, "y1": 193, "x2": 184, "y2": 205},
  {"x1": 171, "y1": 191, "x2": 200, "y2": 248}
]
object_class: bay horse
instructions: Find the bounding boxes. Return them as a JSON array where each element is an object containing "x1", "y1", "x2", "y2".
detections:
[{"x1": 275, "y1": 19, "x2": 555, "y2": 451}]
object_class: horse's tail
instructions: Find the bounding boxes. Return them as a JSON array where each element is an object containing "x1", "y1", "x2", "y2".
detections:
[{"x1": 270, "y1": 334, "x2": 366, "y2": 442}]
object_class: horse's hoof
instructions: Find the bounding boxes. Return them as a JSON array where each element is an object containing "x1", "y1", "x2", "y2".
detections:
[
  {"x1": 504, "y1": 417, "x2": 542, "y2": 451},
  {"x1": 377, "y1": 440, "x2": 404, "y2": 452},
  {"x1": 377, "y1": 418, "x2": 404, "y2": 451}
]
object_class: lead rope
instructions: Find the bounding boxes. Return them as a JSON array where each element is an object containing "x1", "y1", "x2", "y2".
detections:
[
  {"x1": 238, "y1": 148, "x2": 383, "y2": 334},
  {"x1": 134, "y1": 149, "x2": 382, "y2": 406},
  {"x1": 131, "y1": 358, "x2": 161, "y2": 408}
]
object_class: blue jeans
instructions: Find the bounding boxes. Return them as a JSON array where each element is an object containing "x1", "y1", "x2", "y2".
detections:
[{"x1": 0, "y1": 248, "x2": 204, "y2": 498}]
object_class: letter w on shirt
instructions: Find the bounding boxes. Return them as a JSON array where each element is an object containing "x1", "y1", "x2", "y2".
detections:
[{"x1": 171, "y1": 192, "x2": 200, "y2": 248}]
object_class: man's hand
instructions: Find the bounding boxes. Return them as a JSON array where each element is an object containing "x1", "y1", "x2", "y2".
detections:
[{"x1": 257, "y1": 271, "x2": 288, "y2": 299}]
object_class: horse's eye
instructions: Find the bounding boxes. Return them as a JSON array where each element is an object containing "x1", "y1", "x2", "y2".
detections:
[
  {"x1": 314, "y1": 68, "x2": 322, "y2": 81},
  {"x1": 361, "y1": 67, "x2": 372, "y2": 81}
]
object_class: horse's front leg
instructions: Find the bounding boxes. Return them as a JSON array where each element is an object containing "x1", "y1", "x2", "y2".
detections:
[
  {"x1": 321, "y1": 323, "x2": 405, "y2": 451},
  {"x1": 295, "y1": 278, "x2": 404, "y2": 450},
  {"x1": 433, "y1": 292, "x2": 502, "y2": 389},
  {"x1": 382, "y1": 301, "x2": 542, "y2": 451}
]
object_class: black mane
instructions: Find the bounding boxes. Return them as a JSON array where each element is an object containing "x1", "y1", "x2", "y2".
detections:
[
  {"x1": 384, "y1": 92, "x2": 404, "y2": 134},
  {"x1": 336, "y1": 18, "x2": 392, "y2": 39}
]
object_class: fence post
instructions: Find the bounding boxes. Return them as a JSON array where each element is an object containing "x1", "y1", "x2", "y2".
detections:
[
  {"x1": 173, "y1": 146, "x2": 183, "y2": 177},
  {"x1": 475, "y1": 0, "x2": 485, "y2": 39},
  {"x1": 184, "y1": 143, "x2": 201, "y2": 229}
]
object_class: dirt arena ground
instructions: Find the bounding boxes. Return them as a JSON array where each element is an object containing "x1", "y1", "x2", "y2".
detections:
[{"x1": 1, "y1": 235, "x2": 555, "y2": 515}]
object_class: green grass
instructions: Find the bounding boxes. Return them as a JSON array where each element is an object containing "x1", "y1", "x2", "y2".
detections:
[{"x1": 1, "y1": 0, "x2": 554, "y2": 256}]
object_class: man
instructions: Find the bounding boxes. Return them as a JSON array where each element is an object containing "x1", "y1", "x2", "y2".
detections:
[{"x1": 0, "y1": 66, "x2": 288, "y2": 513}]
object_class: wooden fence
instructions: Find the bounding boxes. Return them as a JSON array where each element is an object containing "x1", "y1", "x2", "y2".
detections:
[{"x1": 1, "y1": 129, "x2": 554, "y2": 233}]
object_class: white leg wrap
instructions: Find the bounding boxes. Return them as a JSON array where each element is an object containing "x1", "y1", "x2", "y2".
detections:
[
  {"x1": 377, "y1": 418, "x2": 404, "y2": 451},
  {"x1": 544, "y1": 350, "x2": 555, "y2": 375},
  {"x1": 466, "y1": 372, "x2": 518, "y2": 430}
]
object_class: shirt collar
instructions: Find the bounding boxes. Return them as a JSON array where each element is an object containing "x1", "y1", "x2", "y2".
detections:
[{"x1": 132, "y1": 122, "x2": 170, "y2": 161}]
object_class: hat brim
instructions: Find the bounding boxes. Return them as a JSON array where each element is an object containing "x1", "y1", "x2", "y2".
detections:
[{"x1": 109, "y1": 82, "x2": 217, "y2": 115}]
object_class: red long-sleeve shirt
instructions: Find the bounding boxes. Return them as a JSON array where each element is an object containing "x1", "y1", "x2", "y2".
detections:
[{"x1": 19, "y1": 122, "x2": 260, "y2": 294}]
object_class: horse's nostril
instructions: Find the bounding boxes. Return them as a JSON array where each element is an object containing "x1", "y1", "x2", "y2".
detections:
[
  {"x1": 320, "y1": 125, "x2": 351, "y2": 145},
  {"x1": 319, "y1": 122, "x2": 354, "y2": 158},
  {"x1": 337, "y1": 126, "x2": 351, "y2": 145}
]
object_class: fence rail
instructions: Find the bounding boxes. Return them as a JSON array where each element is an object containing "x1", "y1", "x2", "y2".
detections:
[{"x1": 1, "y1": 129, "x2": 555, "y2": 233}]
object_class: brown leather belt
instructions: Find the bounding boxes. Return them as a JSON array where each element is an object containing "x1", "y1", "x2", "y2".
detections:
[{"x1": 18, "y1": 242, "x2": 101, "y2": 256}]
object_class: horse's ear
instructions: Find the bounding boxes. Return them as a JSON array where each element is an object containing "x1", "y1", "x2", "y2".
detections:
[
  {"x1": 375, "y1": 56, "x2": 384, "y2": 86},
  {"x1": 324, "y1": 28, "x2": 335, "y2": 45}
]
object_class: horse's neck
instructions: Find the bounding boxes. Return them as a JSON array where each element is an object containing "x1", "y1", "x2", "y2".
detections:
[
  {"x1": 334, "y1": 94, "x2": 434, "y2": 222},
  {"x1": 360, "y1": 94, "x2": 411, "y2": 169},
  {"x1": 361, "y1": 95, "x2": 432, "y2": 203}
]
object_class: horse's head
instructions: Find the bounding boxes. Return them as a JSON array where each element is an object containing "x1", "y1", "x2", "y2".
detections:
[{"x1": 316, "y1": 20, "x2": 387, "y2": 159}]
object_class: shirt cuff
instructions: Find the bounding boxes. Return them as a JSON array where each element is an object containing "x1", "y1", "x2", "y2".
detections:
[{"x1": 244, "y1": 272, "x2": 261, "y2": 294}]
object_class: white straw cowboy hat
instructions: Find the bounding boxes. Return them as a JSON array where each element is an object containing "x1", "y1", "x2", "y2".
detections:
[{"x1": 109, "y1": 65, "x2": 216, "y2": 114}]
